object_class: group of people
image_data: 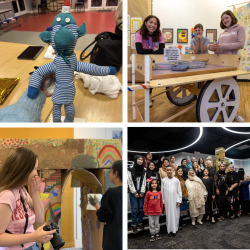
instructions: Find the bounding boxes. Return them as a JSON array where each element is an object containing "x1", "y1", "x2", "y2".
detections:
[
  {"x1": 128, "y1": 152, "x2": 250, "y2": 242},
  {"x1": 135, "y1": 10, "x2": 245, "y2": 123}
]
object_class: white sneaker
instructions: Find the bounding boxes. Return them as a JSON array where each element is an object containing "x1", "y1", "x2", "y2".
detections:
[
  {"x1": 150, "y1": 94, "x2": 154, "y2": 102},
  {"x1": 234, "y1": 113, "x2": 244, "y2": 123}
]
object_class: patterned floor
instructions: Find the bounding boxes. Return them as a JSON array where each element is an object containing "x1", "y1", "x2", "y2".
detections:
[{"x1": 128, "y1": 215, "x2": 250, "y2": 249}]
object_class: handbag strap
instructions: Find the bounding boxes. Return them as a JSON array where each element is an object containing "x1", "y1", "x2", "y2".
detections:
[
  {"x1": 80, "y1": 40, "x2": 97, "y2": 61},
  {"x1": 5, "y1": 190, "x2": 29, "y2": 248}
]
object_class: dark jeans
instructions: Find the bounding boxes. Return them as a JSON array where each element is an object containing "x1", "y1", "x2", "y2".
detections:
[
  {"x1": 129, "y1": 192, "x2": 145, "y2": 226},
  {"x1": 25, "y1": 243, "x2": 39, "y2": 250}
]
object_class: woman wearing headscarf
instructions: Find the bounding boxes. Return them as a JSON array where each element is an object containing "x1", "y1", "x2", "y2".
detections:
[
  {"x1": 144, "y1": 151, "x2": 153, "y2": 169},
  {"x1": 226, "y1": 164, "x2": 240, "y2": 219},
  {"x1": 238, "y1": 167, "x2": 250, "y2": 215},
  {"x1": 214, "y1": 163, "x2": 228, "y2": 221},
  {"x1": 146, "y1": 161, "x2": 161, "y2": 190},
  {"x1": 128, "y1": 155, "x2": 147, "y2": 233},
  {"x1": 176, "y1": 167, "x2": 188, "y2": 229},
  {"x1": 186, "y1": 156, "x2": 192, "y2": 170},
  {"x1": 185, "y1": 169, "x2": 208, "y2": 225},
  {"x1": 159, "y1": 158, "x2": 170, "y2": 180},
  {"x1": 156, "y1": 154, "x2": 165, "y2": 172}
]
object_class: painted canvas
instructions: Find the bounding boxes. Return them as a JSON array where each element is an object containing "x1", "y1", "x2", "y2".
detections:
[
  {"x1": 131, "y1": 34, "x2": 136, "y2": 49},
  {"x1": 162, "y1": 28, "x2": 173, "y2": 43},
  {"x1": 106, "y1": 0, "x2": 118, "y2": 6},
  {"x1": 206, "y1": 29, "x2": 217, "y2": 44},
  {"x1": 91, "y1": 0, "x2": 102, "y2": 7},
  {"x1": 177, "y1": 29, "x2": 188, "y2": 43},
  {"x1": 131, "y1": 17, "x2": 142, "y2": 33},
  {"x1": 0, "y1": 139, "x2": 122, "y2": 169}
]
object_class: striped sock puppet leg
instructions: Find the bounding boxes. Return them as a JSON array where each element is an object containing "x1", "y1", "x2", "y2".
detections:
[
  {"x1": 64, "y1": 103, "x2": 75, "y2": 123},
  {"x1": 53, "y1": 103, "x2": 62, "y2": 122}
]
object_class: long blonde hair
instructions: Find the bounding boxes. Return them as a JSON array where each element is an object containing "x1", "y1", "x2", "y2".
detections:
[{"x1": 0, "y1": 147, "x2": 37, "y2": 193}]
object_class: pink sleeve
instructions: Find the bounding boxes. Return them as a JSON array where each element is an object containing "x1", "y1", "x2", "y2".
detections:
[
  {"x1": 159, "y1": 32, "x2": 165, "y2": 43},
  {"x1": 0, "y1": 191, "x2": 15, "y2": 211},
  {"x1": 219, "y1": 26, "x2": 245, "y2": 51},
  {"x1": 135, "y1": 31, "x2": 143, "y2": 43}
]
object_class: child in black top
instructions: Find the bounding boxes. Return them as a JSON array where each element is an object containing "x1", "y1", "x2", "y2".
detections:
[{"x1": 96, "y1": 160, "x2": 122, "y2": 250}]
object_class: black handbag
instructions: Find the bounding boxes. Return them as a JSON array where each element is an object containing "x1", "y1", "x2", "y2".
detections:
[
  {"x1": 80, "y1": 30, "x2": 122, "y2": 72},
  {"x1": 212, "y1": 199, "x2": 219, "y2": 216}
]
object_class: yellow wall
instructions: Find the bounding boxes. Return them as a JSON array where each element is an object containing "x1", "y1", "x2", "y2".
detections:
[
  {"x1": 0, "y1": 128, "x2": 74, "y2": 138},
  {"x1": 0, "y1": 128, "x2": 75, "y2": 248}
]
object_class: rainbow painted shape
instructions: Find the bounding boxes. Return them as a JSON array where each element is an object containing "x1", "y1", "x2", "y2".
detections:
[
  {"x1": 45, "y1": 202, "x2": 61, "y2": 223},
  {"x1": 98, "y1": 145, "x2": 122, "y2": 167}
]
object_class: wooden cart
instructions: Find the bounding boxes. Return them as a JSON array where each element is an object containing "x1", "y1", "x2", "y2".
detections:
[{"x1": 129, "y1": 54, "x2": 249, "y2": 122}]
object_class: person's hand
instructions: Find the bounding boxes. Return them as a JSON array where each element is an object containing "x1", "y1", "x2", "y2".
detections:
[
  {"x1": 30, "y1": 176, "x2": 45, "y2": 195},
  {"x1": 95, "y1": 203, "x2": 100, "y2": 210},
  {"x1": 208, "y1": 44, "x2": 218, "y2": 51},
  {"x1": 40, "y1": 73, "x2": 56, "y2": 97},
  {"x1": 228, "y1": 187, "x2": 232, "y2": 191},
  {"x1": 176, "y1": 202, "x2": 181, "y2": 207},
  {"x1": 216, "y1": 189, "x2": 220, "y2": 195},
  {"x1": 225, "y1": 190, "x2": 228, "y2": 195},
  {"x1": 32, "y1": 223, "x2": 56, "y2": 244},
  {"x1": 140, "y1": 194, "x2": 144, "y2": 198},
  {"x1": 195, "y1": 36, "x2": 200, "y2": 42},
  {"x1": 212, "y1": 195, "x2": 215, "y2": 199},
  {"x1": 134, "y1": 193, "x2": 139, "y2": 198},
  {"x1": 146, "y1": 179, "x2": 150, "y2": 183},
  {"x1": 197, "y1": 35, "x2": 203, "y2": 41},
  {"x1": 144, "y1": 213, "x2": 148, "y2": 216}
]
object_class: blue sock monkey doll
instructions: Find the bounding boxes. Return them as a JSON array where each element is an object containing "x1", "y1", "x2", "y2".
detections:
[{"x1": 27, "y1": 0, "x2": 117, "y2": 122}]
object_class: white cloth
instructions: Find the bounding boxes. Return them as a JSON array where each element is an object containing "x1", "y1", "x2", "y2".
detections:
[
  {"x1": 74, "y1": 72, "x2": 122, "y2": 99},
  {"x1": 161, "y1": 177, "x2": 182, "y2": 233},
  {"x1": 44, "y1": 45, "x2": 56, "y2": 59}
]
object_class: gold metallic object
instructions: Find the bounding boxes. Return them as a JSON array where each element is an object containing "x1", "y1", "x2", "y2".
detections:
[
  {"x1": 215, "y1": 147, "x2": 232, "y2": 172},
  {"x1": 0, "y1": 78, "x2": 20, "y2": 104}
]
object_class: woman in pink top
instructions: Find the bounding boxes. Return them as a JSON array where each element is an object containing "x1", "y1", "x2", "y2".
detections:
[
  {"x1": 208, "y1": 10, "x2": 245, "y2": 122},
  {"x1": 135, "y1": 15, "x2": 165, "y2": 106},
  {"x1": 0, "y1": 148, "x2": 56, "y2": 250},
  {"x1": 135, "y1": 15, "x2": 165, "y2": 55}
]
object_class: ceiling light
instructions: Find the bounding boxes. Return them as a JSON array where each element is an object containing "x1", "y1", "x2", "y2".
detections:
[{"x1": 128, "y1": 127, "x2": 203, "y2": 154}]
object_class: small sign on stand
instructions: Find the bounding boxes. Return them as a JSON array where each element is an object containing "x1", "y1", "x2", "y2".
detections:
[{"x1": 164, "y1": 48, "x2": 181, "y2": 62}]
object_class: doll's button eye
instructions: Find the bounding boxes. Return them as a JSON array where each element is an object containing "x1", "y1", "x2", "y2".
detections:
[
  {"x1": 65, "y1": 18, "x2": 70, "y2": 23},
  {"x1": 56, "y1": 17, "x2": 61, "y2": 22}
]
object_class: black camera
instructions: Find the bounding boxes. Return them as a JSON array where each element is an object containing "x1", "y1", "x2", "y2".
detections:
[{"x1": 43, "y1": 222, "x2": 65, "y2": 250}]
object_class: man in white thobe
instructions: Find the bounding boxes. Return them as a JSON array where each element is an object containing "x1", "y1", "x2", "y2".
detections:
[{"x1": 161, "y1": 165, "x2": 182, "y2": 236}]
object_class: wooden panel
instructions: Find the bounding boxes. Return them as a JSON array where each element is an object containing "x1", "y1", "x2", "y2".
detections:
[
  {"x1": 150, "y1": 54, "x2": 242, "y2": 67},
  {"x1": 134, "y1": 54, "x2": 145, "y2": 75},
  {"x1": 152, "y1": 64, "x2": 237, "y2": 80},
  {"x1": 127, "y1": 0, "x2": 152, "y2": 82},
  {"x1": 149, "y1": 70, "x2": 249, "y2": 88},
  {"x1": 182, "y1": 85, "x2": 200, "y2": 96}
]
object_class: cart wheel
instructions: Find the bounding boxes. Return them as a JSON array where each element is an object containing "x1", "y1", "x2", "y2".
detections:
[
  {"x1": 196, "y1": 78, "x2": 240, "y2": 122},
  {"x1": 166, "y1": 83, "x2": 200, "y2": 106}
]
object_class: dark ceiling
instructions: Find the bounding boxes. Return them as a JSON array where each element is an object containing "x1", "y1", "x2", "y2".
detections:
[{"x1": 128, "y1": 127, "x2": 250, "y2": 161}]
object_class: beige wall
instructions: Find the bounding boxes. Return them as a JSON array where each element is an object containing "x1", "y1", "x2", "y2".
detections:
[{"x1": 128, "y1": 0, "x2": 152, "y2": 82}]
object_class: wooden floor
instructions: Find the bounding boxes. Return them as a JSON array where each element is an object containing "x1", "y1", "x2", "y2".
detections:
[{"x1": 128, "y1": 82, "x2": 250, "y2": 123}]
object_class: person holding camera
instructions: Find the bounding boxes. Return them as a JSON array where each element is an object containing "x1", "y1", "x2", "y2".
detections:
[
  {"x1": 0, "y1": 147, "x2": 56, "y2": 250},
  {"x1": 95, "y1": 160, "x2": 122, "y2": 250}
]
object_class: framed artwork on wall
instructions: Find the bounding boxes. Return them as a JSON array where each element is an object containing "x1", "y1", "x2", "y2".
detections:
[
  {"x1": 177, "y1": 29, "x2": 188, "y2": 43},
  {"x1": 206, "y1": 29, "x2": 217, "y2": 43},
  {"x1": 162, "y1": 28, "x2": 173, "y2": 43}
]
